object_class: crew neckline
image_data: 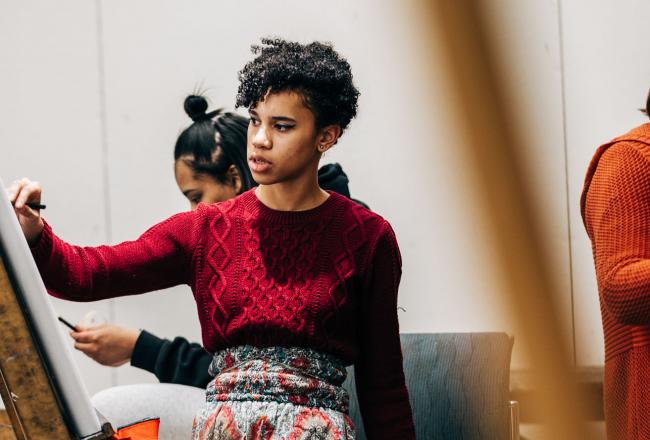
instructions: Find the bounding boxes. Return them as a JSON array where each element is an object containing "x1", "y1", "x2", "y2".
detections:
[{"x1": 240, "y1": 188, "x2": 341, "y2": 224}]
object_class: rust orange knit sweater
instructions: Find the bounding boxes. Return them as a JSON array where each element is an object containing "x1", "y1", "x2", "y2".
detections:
[{"x1": 581, "y1": 122, "x2": 650, "y2": 440}]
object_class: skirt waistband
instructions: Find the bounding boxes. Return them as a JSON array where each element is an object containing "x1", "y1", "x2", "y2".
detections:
[{"x1": 207, "y1": 346, "x2": 349, "y2": 413}]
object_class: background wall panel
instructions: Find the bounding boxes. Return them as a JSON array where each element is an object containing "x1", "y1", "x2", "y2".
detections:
[{"x1": 0, "y1": 0, "x2": 113, "y2": 395}]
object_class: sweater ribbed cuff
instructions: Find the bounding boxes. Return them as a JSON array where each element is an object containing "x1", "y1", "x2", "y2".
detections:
[{"x1": 131, "y1": 330, "x2": 165, "y2": 373}]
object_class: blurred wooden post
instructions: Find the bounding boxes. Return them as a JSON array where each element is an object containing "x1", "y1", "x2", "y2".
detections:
[
  {"x1": 0, "y1": 255, "x2": 72, "y2": 440},
  {"x1": 431, "y1": 1, "x2": 591, "y2": 438}
]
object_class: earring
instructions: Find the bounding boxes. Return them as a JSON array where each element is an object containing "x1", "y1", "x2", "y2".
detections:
[{"x1": 318, "y1": 145, "x2": 326, "y2": 152}]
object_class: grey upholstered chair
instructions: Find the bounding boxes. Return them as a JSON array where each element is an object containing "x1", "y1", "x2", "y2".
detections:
[{"x1": 343, "y1": 333, "x2": 516, "y2": 439}]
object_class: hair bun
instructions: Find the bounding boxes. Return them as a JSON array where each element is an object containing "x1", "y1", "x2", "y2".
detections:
[{"x1": 184, "y1": 95, "x2": 210, "y2": 122}]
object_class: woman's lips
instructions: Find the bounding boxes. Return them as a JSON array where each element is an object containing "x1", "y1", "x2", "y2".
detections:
[{"x1": 248, "y1": 155, "x2": 272, "y2": 173}]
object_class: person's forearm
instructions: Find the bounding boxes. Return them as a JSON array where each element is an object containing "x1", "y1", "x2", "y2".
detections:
[{"x1": 132, "y1": 331, "x2": 212, "y2": 388}]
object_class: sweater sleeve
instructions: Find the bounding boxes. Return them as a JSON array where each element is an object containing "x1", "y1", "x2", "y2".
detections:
[
  {"x1": 585, "y1": 143, "x2": 650, "y2": 325},
  {"x1": 354, "y1": 222, "x2": 415, "y2": 439},
  {"x1": 30, "y1": 210, "x2": 201, "y2": 301},
  {"x1": 131, "y1": 330, "x2": 213, "y2": 389}
]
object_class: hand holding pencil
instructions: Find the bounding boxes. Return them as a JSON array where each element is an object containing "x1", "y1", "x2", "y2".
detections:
[{"x1": 6, "y1": 177, "x2": 45, "y2": 245}]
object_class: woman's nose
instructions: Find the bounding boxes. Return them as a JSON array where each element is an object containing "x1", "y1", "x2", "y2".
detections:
[{"x1": 252, "y1": 126, "x2": 271, "y2": 149}]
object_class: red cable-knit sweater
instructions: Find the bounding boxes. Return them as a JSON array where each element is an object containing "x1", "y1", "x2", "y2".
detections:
[
  {"x1": 581, "y1": 123, "x2": 650, "y2": 440},
  {"x1": 31, "y1": 189, "x2": 415, "y2": 439}
]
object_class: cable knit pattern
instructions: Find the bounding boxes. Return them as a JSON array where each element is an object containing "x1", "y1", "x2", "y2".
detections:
[
  {"x1": 581, "y1": 122, "x2": 650, "y2": 440},
  {"x1": 206, "y1": 198, "x2": 235, "y2": 343},
  {"x1": 237, "y1": 214, "x2": 325, "y2": 336},
  {"x1": 30, "y1": 189, "x2": 415, "y2": 439}
]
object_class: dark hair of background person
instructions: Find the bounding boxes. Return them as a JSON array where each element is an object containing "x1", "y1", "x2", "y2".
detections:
[
  {"x1": 175, "y1": 95, "x2": 256, "y2": 192},
  {"x1": 236, "y1": 38, "x2": 360, "y2": 133}
]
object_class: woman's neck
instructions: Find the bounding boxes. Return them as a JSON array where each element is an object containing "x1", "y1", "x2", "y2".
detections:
[{"x1": 255, "y1": 177, "x2": 329, "y2": 212}]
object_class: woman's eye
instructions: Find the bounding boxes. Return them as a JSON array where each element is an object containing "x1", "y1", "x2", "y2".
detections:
[
  {"x1": 276, "y1": 124, "x2": 293, "y2": 132},
  {"x1": 249, "y1": 118, "x2": 260, "y2": 126}
]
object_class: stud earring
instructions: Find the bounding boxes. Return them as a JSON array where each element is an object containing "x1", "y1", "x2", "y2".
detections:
[{"x1": 318, "y1": 145, "x2": 326, "y2": 152}]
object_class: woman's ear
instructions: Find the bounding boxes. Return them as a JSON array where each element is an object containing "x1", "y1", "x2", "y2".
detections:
[
  {"x1": 227, "y1": 165, "x2": 242, "y2": 193},
  {"x1": 316, "y1": 125, "x2": 342, "y2": 153}
]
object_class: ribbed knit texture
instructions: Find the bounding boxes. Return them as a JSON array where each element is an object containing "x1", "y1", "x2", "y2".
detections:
[
  {"x1": 31, "y1": 189, "x2": 415, "y2": 439},
  {"x1": 581, "y1": 122, "x2": 650, "y2": 440}
]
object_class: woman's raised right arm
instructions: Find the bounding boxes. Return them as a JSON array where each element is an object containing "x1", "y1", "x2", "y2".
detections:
[{"x1": 8, "y1": 178, "x2": 202, "y2": 301}]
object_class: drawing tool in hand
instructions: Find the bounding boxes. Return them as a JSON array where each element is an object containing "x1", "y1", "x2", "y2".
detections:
[
  {"x1": 10, "y1": 202, "x2": 46, "y2": 210},
  {"x1": 58, "y1": 316, "x2": 78, "y2": 331}
]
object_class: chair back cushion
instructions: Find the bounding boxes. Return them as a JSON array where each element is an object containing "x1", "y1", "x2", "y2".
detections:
[{"x1": 343, "y1": 332, "x2": 513, "y2": 439}]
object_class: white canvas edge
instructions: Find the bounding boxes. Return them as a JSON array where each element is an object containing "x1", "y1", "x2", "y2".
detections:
[{"x1": 0, "y1": 178, "x2": 102, "y2": 437}]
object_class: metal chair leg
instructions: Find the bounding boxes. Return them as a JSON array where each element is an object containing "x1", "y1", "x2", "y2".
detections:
[{"x1": 509, "y1": 400, "x2": 520, "y2": 440}]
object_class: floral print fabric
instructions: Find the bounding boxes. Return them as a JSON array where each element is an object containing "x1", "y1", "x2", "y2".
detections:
[{"x1": 192, "y1": 346, "x2": 355, "y2": 440}]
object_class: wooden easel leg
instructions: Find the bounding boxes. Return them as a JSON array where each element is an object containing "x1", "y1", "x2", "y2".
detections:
[
  {"x1": 0, "y1": 365, "x2": 21, "y2": 440},
  {"x1": 0, "y1": 257, "x2": 72, "y2": 439}
]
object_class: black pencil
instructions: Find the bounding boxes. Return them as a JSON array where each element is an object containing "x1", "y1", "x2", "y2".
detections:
[
  {"x1": 58, "y1": 316, "x2": 77, "y2": 331},
  {"x1": 26, "y1": 203, "x2": 46, "y2": 210}
]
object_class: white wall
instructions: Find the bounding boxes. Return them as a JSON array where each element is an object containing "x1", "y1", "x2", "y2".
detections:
[
  {"x1": 0, "y1": 0, "x2": 114, "y2": 392},
  {"x1": 480, "y1": 0, "x2": 574, "y2": 361},
  {"x1": 0, "y1": 0, "x2": 648, "y2": 400}
]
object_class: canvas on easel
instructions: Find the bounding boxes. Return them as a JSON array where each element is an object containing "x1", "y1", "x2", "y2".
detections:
[{"x1": 0, "y1": 178, "x2": 113, "y2": 440}]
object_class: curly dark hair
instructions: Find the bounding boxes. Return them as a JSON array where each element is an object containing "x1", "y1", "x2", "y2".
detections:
[{"x1": 236, "y1": 38, "x2": 360, "y2": 132}]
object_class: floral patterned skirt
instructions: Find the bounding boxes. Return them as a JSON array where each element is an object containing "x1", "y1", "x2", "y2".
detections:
[{"x1": 192, "y1": 346, "x2": 355, "y2": 440}]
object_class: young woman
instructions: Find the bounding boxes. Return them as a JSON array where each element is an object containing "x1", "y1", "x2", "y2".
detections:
[
  {"x1": 10, "y1": 38, "x2": 415, "y2": 439},
  {"x1": 73, "y1": 97, "x2": 364, "y2": 390},
  {"x1": 581, "y1": 90, "x2": 650, "y2": 440}
]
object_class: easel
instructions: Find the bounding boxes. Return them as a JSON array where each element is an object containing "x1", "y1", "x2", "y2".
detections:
[{"x1": 0, "y1": 255, "x2": 113, "y2": 440}]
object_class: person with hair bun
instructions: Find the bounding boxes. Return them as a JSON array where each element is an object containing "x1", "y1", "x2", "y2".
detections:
[
  {"x1": 174, "y1": 95, "x2": 255, "y2": 207},
  {"x1": 582, "y1": 89, "x2": 650, "y2": 440},
  {"x1": 9, "y1": 38, "x2": 414, "y2": 439},
  {"x1": 65, "y1": 95, "x2": 254, "y2": 386}
]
